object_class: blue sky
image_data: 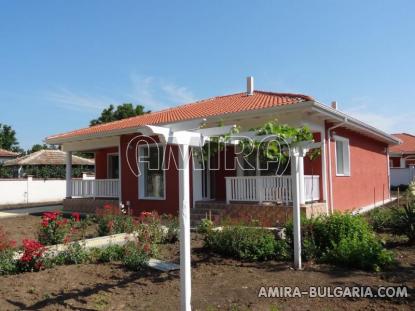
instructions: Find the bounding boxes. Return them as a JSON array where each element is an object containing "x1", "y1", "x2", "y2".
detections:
[{"x1": 0, "y1": 0, "x2": 414, "y2": 149}]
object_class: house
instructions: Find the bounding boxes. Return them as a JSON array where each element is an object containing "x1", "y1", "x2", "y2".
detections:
[
  {"x1": 3, "y1": 149, "x2": 94, "y2": 178},
  {"x1": 0, "y1": 148, "x2": 19, "y2": 164},
  {"x1": 389, "y1": 133, "x2": 415, "y2": 168},
  {"x1": 45, "y1": 77, "x2": 399, "y2": 225},
  {"x1": 389, "y1": 133, "x2": 415, "y2": 186}
]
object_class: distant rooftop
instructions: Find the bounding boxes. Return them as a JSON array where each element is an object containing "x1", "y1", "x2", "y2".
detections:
[
  {"x1": 3, "y1": 149, "x2": 94, "y2": 166},
  {"x1": 390, "y1": 133, "x2": 415, "y2": 154},
  {"x1": 0, "y1": 148, "x2": 19, "y2": 158}
]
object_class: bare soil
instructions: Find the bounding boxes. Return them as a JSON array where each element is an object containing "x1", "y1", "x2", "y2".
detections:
[
  {"x1": 0, "y1": 215, "x2": 98, "y2": 247},
  {"x1": 0, "y1": 234, "x2": 413, "y2": 311}
]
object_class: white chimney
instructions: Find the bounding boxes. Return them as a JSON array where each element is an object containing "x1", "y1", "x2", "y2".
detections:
[
  {"x1": 331, "y1": 101, "x2": 338, "y2": 109},
  {"x1": 246, "y1": 76, "x2": 254, "y2": 95}
]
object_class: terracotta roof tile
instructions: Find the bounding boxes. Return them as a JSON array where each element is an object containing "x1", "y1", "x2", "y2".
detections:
[
  {"x1": 3, "y1": 149, "x2": 95, "y2": 166},
  {"x1": 390, "y1": 133, "x2": 415, "y2": 154},
  {"x1": 47, "y1": 90, "x2": 312, "y2": 141},
  {"x1": 0, "y1": 148, "x2": 19, "y2": 157}
]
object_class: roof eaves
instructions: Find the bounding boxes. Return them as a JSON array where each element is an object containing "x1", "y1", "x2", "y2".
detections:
[{"x1": 310, "y1": 101, "x2": 401, "y2": 145}]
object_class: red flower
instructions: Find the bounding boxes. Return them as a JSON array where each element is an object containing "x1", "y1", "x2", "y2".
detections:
[
  {"x1": 20, "y1": 239, "x2": 45, "y2": 262},
  {"x1": 41, "y1": 218, "x2": 49, "y2": 228},
  {"x1": 71, "y1": 212, "x2": 80, "y2": 222}
]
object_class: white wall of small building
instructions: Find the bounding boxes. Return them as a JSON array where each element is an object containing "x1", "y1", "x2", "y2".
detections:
[{"x1": 0, "y1": 178, "x2": 66, "y2": 205}]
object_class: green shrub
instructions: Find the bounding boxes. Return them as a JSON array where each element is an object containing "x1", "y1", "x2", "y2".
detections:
[
  {"x1": 53, "y1": 243, "x2": 90, "y2": 265},
  {"x1": 161, "y1": 214, "x2": 179, "y2": 243},
  {"x1": 122, "y1": 242, "x2": 151, "y2": 271},
  {"x1": 323, "y1": 235, "x2": 394, "y2": 271},
  {"x1": 38, "y1": 211, "x2": 71, "y2": 245},
  {"x1": 285, "y1": 213, "x2": 394, "y2": 270},
  {"x1": 204, "y1": 226, "x2": 277, "y2": 261},
  {"x1": 0, "y1": 249, "x2": 17, "y2": 275},
  {"x1": 97, "y1": 244, "x2": 125, "y2": 263},
  {"x1": 198, "y1": 218, "x2": 214, "y2": 234},
  {"x1": 367, "y1": 208, "x2": 396, "y2": 232},
  {"x1": 390, "y1": 203, "x2": 415, "y2": 244},
  {"x1": 96, "y1": 205, "x2": 135, "y2": 236}
]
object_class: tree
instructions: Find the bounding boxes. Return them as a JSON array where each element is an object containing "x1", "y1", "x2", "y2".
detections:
[
  {"x1": 0, "y1": 123, "x2": 21, "y2": 152},
  {"x1": 26, "y1": 143, "x2": 58, "y2": 154},
  {"x1": 90, "y1": 103, "x2": 150, "y2": 126}
]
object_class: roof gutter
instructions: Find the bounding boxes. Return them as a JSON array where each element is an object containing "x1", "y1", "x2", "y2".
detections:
[{"x1": 310, "y1": 101, "x2": 401, "y2": 145}]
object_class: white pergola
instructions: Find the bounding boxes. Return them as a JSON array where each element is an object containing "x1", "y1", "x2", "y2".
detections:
[{"x1": 64, "y1": 124, "x2": 312, "y2": 311}]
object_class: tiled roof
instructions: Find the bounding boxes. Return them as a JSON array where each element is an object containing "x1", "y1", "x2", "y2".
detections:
[
  {"x1": 47, "y1": 91, "x2": 312, "y2": 141},
  {"x1": 3, "y1": 149, "x2": 95, "y2": 166},
  {"x1": 0, "y1": 148, "x2": 19, "y2": 157},
  {"x1": 390, "y1": 133, "x2": 415, "y2": 154}
]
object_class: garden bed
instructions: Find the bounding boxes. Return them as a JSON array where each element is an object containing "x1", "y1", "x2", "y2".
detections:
[
  {"x1": 0, "y1": 215, "x2": 98, "y2": 247},
  {"x1": 0, "y1": 233, "x2": 413, "y2": 310}
]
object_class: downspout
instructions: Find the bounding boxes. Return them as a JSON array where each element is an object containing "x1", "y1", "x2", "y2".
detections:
[{"x1": 327, "y1": 117, "x2": 348, "y2": 214}]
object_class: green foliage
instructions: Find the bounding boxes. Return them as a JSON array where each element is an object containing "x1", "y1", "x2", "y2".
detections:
[
  {"x1": 53, "y1": 242, "x2": 90, "y2": 265},
  {"x1": 0, "y1": 249, "x2": 17, "y2": 275},
  {"x1": 90, "y1": 103, "x2": 150, "y2": 126},
  {"x1": 323, "y1": 235, "x2": 394, "y2": 271},
  {"x1": 21, "y1": 165, "x2": 93, "y2": 179},
  {"x1": 389, "y1": 199, "x2": 415, "y2": 245},
  {"x1": 0, "y1": 164, "x2": 14, "y2": 178},
  {"x1": 198, "y1": 218, "x2": 214, "y2": 234},
  {"x1": 26, "y1": 144, "x2": 57, "y2": 154},
  {"x1": 38, "y1": 211, "x2": 71, "y2": 245},
  {"x1": 96, "y1": 205, "x2": 135, "y2": 236},
  {"x1": 285, "y1": 213, "x2": 394, "y2": 270},
  {"x1": 122, "y1": 242, "x2": 151, "y2": 271},
  {"x1": 204, "y1": 226, "x2": 277, "y2": 261},
  {"x1": 161, "y1": 214, "x2": 179, "y2": 243},
  {"x1": 239, "y1": 121, "x2": 313, "y2": 164},
  {"x1": 96, "y1": 244, "x2": 125, "y2": 263},
  {"x1": 0, "y1": 123, "x2": 21, "y2": 152},
  {"x1": 367, "y1": 207, "x2": 396, "y2": 232}
]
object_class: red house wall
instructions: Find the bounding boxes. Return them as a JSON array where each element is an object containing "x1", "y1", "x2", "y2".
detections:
[
  {"x1": 119, "y1": 134, "x2": 191, "y2": 216},
  {"x1": 326, "y1": 125, "x2": 389, "y2": 212},
  {"x1": 94, "y1": 147, "x2": 118, "y2": 179},
  {"x1": 304, "y1": 132, "x2": 323, "y2": 201}
]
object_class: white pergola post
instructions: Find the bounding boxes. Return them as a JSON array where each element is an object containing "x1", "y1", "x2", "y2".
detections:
[
  {"x1": 290, "y1": 145, "x2": 308, "y2": 270},
  {"x1": 65, "y1": 151, "x2": 72, "y2": 198},
  {"x1": 178, "y1": 144, "x2": 192, "y2": 311},
  {"x1": 298, "y1": 156, "x2": 305, "y2": 205}
]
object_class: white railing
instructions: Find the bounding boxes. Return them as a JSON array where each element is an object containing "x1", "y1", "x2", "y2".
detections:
[
  {"x1": 71, "y1": 179, "x2": 120, "y2": 198},
  {"x1": 304, "y1": 175, "x2": 320, "y2": 202},
  {"x1": 225, "y1": 175, "x2": 320, "y2": 204}
]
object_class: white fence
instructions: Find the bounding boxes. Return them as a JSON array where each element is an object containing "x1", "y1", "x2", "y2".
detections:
[
  {"x1": 0, "y1": 178, "x2": 66, "y2": 205},
  {"x1": 71, "y1": 179, "x2": 120, "y2": 198},
  {"x1": 390, "y1": 167, "x2": 415, "y2": 186},
  {"x1": 225, "y1": 175, "x2": 319, "y2": 204}
]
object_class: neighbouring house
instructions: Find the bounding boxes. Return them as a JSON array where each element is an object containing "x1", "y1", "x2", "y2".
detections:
[
  {"x1": 0, "y1": 148, "x2": 19, "y2": 164},
  {"x1": 3, "y1": 149, "x2": 95, "y2": 178},
  {"x1": 46, "y1": 77, "x2": 399, "y2": 225},
  {"x1": 389, "y1": 133, "x2": 415, "y2": 186}
]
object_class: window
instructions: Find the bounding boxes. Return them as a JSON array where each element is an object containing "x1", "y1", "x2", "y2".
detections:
[
  {"x1": 334, "y1": 136, "x2": 350, "y2": 176},
  {"x1": 107, "y1": 154, "x2": 119, "y2": 179},
  {"x1": 139, "y1": 145, "x2": 165, "y2": 199}
]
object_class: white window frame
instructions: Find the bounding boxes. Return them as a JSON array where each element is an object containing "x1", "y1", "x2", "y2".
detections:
[
  {"x1": 138, "y1": 144, "x2": 166, "y2": 200},
  {"x1": 334, "y1": 135, "x2": 351, "y2": 176}
]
